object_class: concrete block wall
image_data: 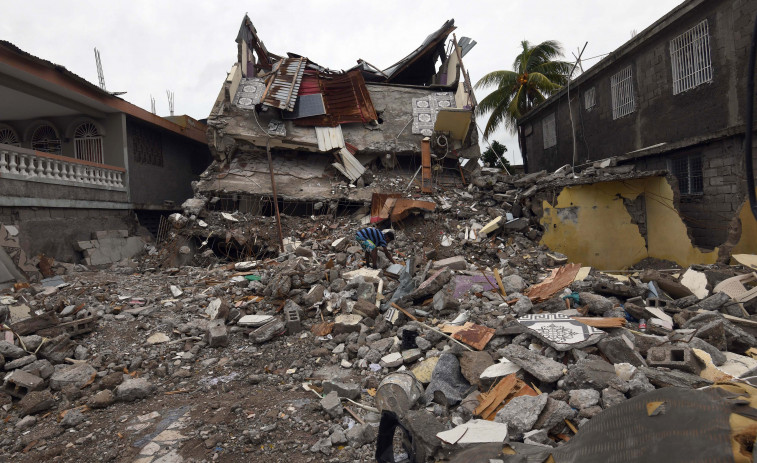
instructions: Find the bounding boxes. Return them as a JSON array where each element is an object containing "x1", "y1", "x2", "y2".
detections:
[
  {"x1": 633, "y1": 135, "x2": 746, "y2": 248},
  {"x1": 0, "y1": 206, "x2": 137, "y2": 263}
]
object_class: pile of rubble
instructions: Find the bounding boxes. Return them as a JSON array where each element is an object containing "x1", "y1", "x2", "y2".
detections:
[{"x1": 0, "y1": 167, "x2": 755, "y2": 462}]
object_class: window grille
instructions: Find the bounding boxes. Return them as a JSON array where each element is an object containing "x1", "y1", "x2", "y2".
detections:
[
  {"x1": 542, "y1": 113, "x2": 557, "y2": 149},
  {"x1": 129, "y1": 122, "x2": 163, "y2": 167},
  {"x1": 670, "y1": 154, "x2": 703, "y2": 195},
  {"x1": 611, "y1": 66, "x2": 635, "y2": 119},
  {"x1": 74, "y1": 122, "x2": 104, "y2": 164},
  {"x1": 0, "y1": 127, "x2": 20, "y2": 146},
  {"x1": 584, "y1": 87, "x2": 596, "y2": 110},
  {"x1": 670, "y1": 20, "x2": 713, "y2": 95},
  {"x1": 31, "y1": 125, "x2": 62, "y2": 155}
]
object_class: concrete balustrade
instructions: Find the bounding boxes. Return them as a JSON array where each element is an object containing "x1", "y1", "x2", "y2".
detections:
[{"x1": 0, "y1": 144, "x2": 125, "y2": 190}]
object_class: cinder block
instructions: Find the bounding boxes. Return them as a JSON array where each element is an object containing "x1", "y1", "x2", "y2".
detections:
[
  {"x1": 646, "y1": 345, "x2": 700, "y2": 374},
  {"x1": 646, "y1": 297, "x2": 672, "y2": 308},
  {"x1": 3, "y1": 370, "x2": 44, "y2": 398},
  {"x1": 285, "y1": 307, "x2": 301, "y2": 335}
]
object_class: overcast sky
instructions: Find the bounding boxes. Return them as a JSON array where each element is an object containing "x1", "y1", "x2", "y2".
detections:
[{"x1": 3, "y1": 0, "x2": 683, "y2": 165}]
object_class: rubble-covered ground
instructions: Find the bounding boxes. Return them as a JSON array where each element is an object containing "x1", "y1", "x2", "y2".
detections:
[{"x1": 1, "y1": 168, "x2": 756, "y2": 463}]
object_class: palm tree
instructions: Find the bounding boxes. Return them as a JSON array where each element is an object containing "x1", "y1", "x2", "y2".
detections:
[{"x1": 476, "y1": 40, "x2": 572, "y2": 138}]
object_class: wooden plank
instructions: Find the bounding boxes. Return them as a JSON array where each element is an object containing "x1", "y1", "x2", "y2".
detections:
[
  {"x1": 475, "y1": 374, "x2": 517, "y2": 420},
  {"x1": 572, "y1": 317, "x2": 627, "y2": 328},
  {"x1": 494, "y1": 268, "x2": 507, "y2": 298},
  {"x1": 10, "y1": 312, "x2": 60, "y2": 336}
]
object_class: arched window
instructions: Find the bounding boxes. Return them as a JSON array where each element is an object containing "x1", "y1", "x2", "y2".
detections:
[
  {"x1": 74, "y1": 122, "x2": 103, "y2": 164},
  {"x1": 0, "y1": 126, "x2": 20, "y2": 146},
  {"x1": 31, "y1": 124, "x2": 62, "y2": 155}
]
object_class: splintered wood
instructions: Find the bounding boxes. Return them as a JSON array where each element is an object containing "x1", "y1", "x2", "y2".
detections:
[
  {"x1": 525, "y1": 263, "x2": 582, "y2": 303},
  {"x1": 571, "y1": 317, "x2": 627, "y2": 328},
  {"x1": 474, "y1": 374, "x2": 538, "y2": 420}
]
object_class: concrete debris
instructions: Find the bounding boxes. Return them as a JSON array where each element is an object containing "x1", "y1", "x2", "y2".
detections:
[{"x1": 0, "y1": 142, "x2": 755, "y2": 462}]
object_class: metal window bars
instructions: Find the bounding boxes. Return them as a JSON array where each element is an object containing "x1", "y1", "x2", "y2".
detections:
[
  {"x1": 74, "y1": 123, "x2": 104, "y2": 164},
  {"x1": 611, "y1": 66, "x2": 635, "y2": 120},
  {"x1": 671, "y1": 20, "x2": 713, "y2": 95}
]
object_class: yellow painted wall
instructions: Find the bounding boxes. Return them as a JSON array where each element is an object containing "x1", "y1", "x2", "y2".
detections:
[
  {"x1": 732, "y1": 189, "x2": 757, "y2": 255},
  {"x1": 537, "y1": 176, "x2": 755, "y2": 269}
]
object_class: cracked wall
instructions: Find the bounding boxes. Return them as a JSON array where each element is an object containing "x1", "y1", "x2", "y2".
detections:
[{"x1": 539, "y1": 176, "x2": 757, "y2": 269}]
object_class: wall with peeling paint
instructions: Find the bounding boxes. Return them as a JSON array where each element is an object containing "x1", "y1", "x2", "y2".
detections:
[{"x1": 540, "y1": 177, "x2": 757, "y2": 270}]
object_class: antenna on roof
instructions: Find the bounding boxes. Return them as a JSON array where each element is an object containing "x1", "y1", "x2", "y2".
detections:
[
  {"x1": 94, "y1": 48, "x2": 106, "y2": 91},
  {"x1": 572, "y1": 47, "x2": 585, "y2": 74},
  {"x1": 150, "y1": 95, "x2": 156, "y2": 115},
  {"x1": 630, "y1": 29, "x2": 638, "y2": 38},
  {"x1": 166, "y1": 90, "x2": 174, "y2": 116}
]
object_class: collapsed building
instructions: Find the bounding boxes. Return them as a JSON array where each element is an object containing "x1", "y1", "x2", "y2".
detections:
[{"x1": 198, "y1": 16, "x2": 481, "y2": 217}]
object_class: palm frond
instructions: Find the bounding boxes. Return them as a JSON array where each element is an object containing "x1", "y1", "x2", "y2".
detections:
[{"x1": 475, "y1": 70, "x2": 518, "y2": 90}]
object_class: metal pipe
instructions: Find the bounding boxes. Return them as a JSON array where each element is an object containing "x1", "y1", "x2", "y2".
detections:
[{"x1": 266, "y1": 139, "x2": 285, "y2": 251}]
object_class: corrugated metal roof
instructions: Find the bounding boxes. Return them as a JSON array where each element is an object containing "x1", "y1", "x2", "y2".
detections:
[
  {"x1": 262, "y1": 57, "x2": 306, "y2": 111},
  {"x1": 294, "y1": 70, "x2": 377, "y2": 127}
]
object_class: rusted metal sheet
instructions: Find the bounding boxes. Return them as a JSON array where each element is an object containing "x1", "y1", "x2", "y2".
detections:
[
  {"x1": 421, "y1": 137, "x2": 432, "y2": 193},
  {"x1": 448, "y1": 322, "x2": 495, "y2": 351},
  {"x1": 371, "y1": 193, "x2": 402, "y2": 223},
  {"x1": 294, "y1": 70, "x2": 377, "y2": 126},
  {"x1": 525, "y1": 263, "x2": 582, "y2": 303},
  {"x1": 390, "y1": 199, "x2": 436, "y2": 222},
  {"x1": 262, "y1": 57, "x2": 306, "y2": 111}
]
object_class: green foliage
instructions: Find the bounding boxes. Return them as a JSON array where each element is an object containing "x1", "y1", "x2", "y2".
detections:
[
  {"x1": 475, "y1": 40, "x2": 572, "y2": 138},
  {"x1": 481, "y1": 141, "x2": 510, "y2": 169}
]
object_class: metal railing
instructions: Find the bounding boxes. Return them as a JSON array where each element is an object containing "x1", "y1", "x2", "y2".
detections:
[{"x1": 0, "y1": 143, "x2": 125, "y2": 189}]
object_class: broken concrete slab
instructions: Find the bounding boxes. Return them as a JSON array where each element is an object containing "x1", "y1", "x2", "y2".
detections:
[
  {"x1": 49, "y1": 363, "x2": 96, "y2": 391},
  {"x1": 494, "y1": 393, "x2": 548, "y2": 440},
  {"x1": 499, "y1": 344, "x2": 564, "y2": 383},
  {"x1": 432, "y1": 256, "x2": 468, "y2": 271}
]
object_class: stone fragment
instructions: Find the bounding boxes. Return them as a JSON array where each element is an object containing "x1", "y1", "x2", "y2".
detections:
[
  {"x1": 320, "y1": 391, "x2": 343, "y2": 418},
  {"x1": 578, "y1": 292, "x2": 614, "y2": 315},
  {"x1": 501, "y1": 275, "x2": 527, "y2": 294},
  {"x1": 333, "y1": 314, "x2": 362, "y2": 334},
  {"x1": 494, "y1": 393, "x2": 549, "y2": 439},
  {"x1": 4, "y1": 354, "x2": 36, "y2": 371},
  {"x1": 533, "y1": 397, "x2": 576, "y2": 434},
  {"x1": 688, "y1": 337, "x2": 727, "y2": 366},
  {"x1": 15, "y1": 415, "x2": 36, "y2": 430},
  {"x1": 19, "y1": 390, "x2": 55, "y2": 415},
  {"x1": 632, "y1": 332, "x2": 669, "y2": 356},
  {"x1": 352, "y1": 299, "x2": 379, "y2": 319},
  {"x1": 597, "y1": 336, "x2": 646, "y2": 367},
  {"x1": 401, "y1": 349, "x2": 423, "y2": 364},
  {"x1": 345, "y1": 423, "x2": 377, "y2": 447},
  {"x1": 146, "y1": 333, "x2": 170, "y2": 344},
  {"x1": 0, "y1": 341, "x2": 26, "y2": 359},
  {"x1": 61, "y1": 409, "x2": 85, "y2": 428},
  {"x1": 404, "y1": 410, "x2": 446, "y2": 460},
  {"x1": 432, "y1": 288, "x2": 460, "y2": 314},
  {"x1": 250, "y1": 318, "x2": 285, "y2": 344},
  {"x1": 432, "y1": 256, "x2": 468, "y2": 271},
  {"x1": 237, "y1": 315, "x2": 274, "y2": 327},
  {"x1": 459, "y1": 351, "x2": 494, "y2": 387},
  {"x1": 205, "y1": 298, "x2": 229, "y2": 321},
  {"x1": 409, "y1": 268, "x2": 452, "y2": 300},
  {"x1": 304, "y1": 284, "x2": 326, "y2": 306},
  {"x1": 499, "y1": 344, "x2": 564, "y2": 383},
  {"x1": 640, "y1": 367, "x2": 712, "y2": 389},
  {"x1": 323, "y1": 381, "x2": 361, "y2": 400},
  {"x1": 568, "y1": 389, "x2": 601, "y2": 409},
  {"x1": 49, "y1": 363, "x2": 96, "y2": 391},
  {"x1": 601, "y1": 387, "x2": 627, "y2": 409},
  {"x1": 424, "y1": 353, "x2": 472, "y2": 406},
  {"x1": 88, "y1": 389, "x2": 115, "y2": 409},
  {"x1": 207, "y1": 323, "x2": 228, "y2": 348},
  {"x1": 562, "y1": 359, "x2": 628, "y2": 392},
  {"x1": 380, "y1": 352, "x2": 403, "y2": 368},
  {"x1": 22, "y1": 359, "x2": 54, "y2": 380},
  {"x1": 116, "y1": 378, "x2": 155, "y2": 402}
]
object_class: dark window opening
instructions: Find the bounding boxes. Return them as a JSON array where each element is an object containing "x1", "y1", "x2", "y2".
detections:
[{"x1": 670, "y1": 154, "x2": 703, "y2": 195}]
